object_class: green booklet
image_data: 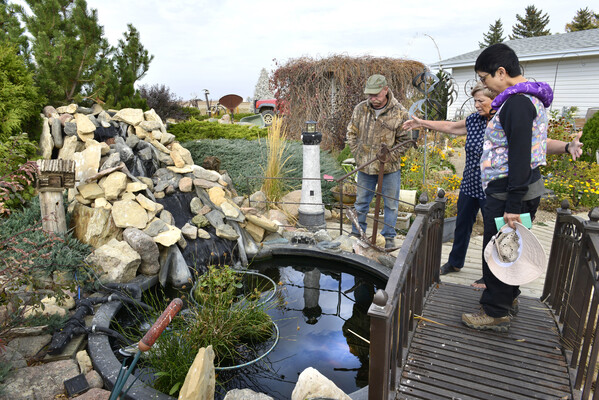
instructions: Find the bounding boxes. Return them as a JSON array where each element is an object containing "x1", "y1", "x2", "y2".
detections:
[{"x1": 495, "y1": 213, "x2": 532, "y2": 231}]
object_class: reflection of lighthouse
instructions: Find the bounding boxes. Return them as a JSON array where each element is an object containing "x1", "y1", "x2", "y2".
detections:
[
  {"x1": 297, "y1": 121, "x2": 326, "y2": 231},
  {"x1": 303, "y1": 268, "x2": 322, "y2": 325}
]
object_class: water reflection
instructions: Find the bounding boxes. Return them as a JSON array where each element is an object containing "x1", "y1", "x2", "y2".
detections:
[{"x1": 222, "y1": 257, "x2": 382, "y2": 399}]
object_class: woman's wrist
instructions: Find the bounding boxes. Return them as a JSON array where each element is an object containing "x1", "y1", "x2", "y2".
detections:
[{"x1": 565, "y1": 142, "x2": 570, "y2": 154}]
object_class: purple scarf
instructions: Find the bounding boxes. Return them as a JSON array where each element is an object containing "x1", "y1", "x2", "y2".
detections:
[{"x1": 491, "y1": 81, "x2": 553, "y2": 110}]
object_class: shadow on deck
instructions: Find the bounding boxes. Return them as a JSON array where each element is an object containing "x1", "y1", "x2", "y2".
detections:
[{"x1": 399, "y1": 282, "x2": 571, "y2": 399}]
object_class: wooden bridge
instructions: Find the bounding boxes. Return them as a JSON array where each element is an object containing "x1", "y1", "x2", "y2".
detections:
[{"x1": 364, "y1": 195, "x2": 599, "y2": 400}]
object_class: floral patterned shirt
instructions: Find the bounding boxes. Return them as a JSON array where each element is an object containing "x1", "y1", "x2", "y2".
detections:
[
  {"x1": 461, "y1": 113, "x2": 487, "y2": 199},
  {"x1": 480, "y1": 94, "x2": 548, "y2": 190}
]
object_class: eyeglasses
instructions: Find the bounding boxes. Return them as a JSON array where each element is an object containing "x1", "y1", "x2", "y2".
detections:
[{"x1": 478, "y1": 73, "x2": 490, "y2": 84}]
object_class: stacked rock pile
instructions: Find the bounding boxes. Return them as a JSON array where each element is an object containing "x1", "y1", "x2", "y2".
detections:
[{"x1": 38, "y1": 104, "x2": 288, "y2": 287}]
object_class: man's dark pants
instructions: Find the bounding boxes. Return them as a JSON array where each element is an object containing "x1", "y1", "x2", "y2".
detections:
[{"x1": 480, "y1": 194, "x2": 540, "y2": 318}]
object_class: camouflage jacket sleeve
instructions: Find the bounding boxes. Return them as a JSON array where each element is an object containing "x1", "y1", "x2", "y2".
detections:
[{"x1": 346, "y1": 105, "x2": 360, "y2": 157}]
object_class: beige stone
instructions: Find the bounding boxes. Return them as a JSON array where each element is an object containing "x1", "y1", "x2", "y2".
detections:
[
  {"x1": 135, "y1": 125, "x2": 148, "y2": 139},
  {"x1": 112, "y1": 108, "x2": 144, "y2": 126},
  {"x1": 280, "y1": 190, "x2": 302, "y2": 218},
  {"x1": 101, "y1": 171, "x2": 127, "y2": 201},
  {"x1": 76, "y1": 350, "x2": 93, "y2": 375},
  {"x1": 121, "y1": 191, "x2": 136, "y2": 201},
  {"x1": 179, "y1": 177, "x2": 193, "y2": 192},
  {"x1": 72, "y1": 203, "x2": 121, "y2": 248},
  {"x1": 136, "y1": 193, "x2": 159, "y2": 212},
  {"x1": 153, "y1": 225, "x2": 182, "y2": 247},
  {"x1": 111, "y1": 200, "x2": 149, "y2": 229},
  {"x1": 75, "y1": 194, "x2": 93, "y2": 205},
  {"x1": 74, "y1": 113, "x2": 96, "y2": 140},
  {"x1": 171, "y1": 148, "x2": 186, "y2": 168},
  {"x1": 150, "y1": 130, "x2": 163, "y2": 141},
  {"x1": 41, "y1": 294, "x2": 75, "y2": 309},
  {"x1": 221, "y1": 201, "x2": 241, "y2": 219},
  {"x1": 167, "y1": 165, "x2": 194, "y2": 174},
  {"x1": 208, "y1": 187, "x2": 226, "y2": 206},
  {"x1": 197, "y1": 229, "x2": 211, "y2": 239},
  {"x1": 73, "y1": 141, "x2": 102, "y2": 184},
  {"x1": 126, "y1": 181, "x2": 148, "y2": 193},
  {"x1": 65, "y1": 103, "x2": 78, "y2": 114},
  {"x1": 151, "y1": 139, "x2": 171, "y2": 154},
  {"x1": 40, "y1": 117, "x2": 54, "y2": 159},
  {"x1": 99, "y1": 142, "x2": 110, "y2": 156},
  {"x1": 244, "y1": 221, "x2": 265, "y2": 242},
  {"x1": 78, "y1": 182, "x2": 104, "y2": 200},
  {"x1": 178, "y1": 346, "x2": 215, "y2": 400},
  {"x1": 291, "y1": 367, "x2": 351, "y2": 400},
  {"x1": 94, "y1": 197, "x2": 112, "y2": 210},
  {"x1": 171, "y1": 142, "x2": 194, "y2": 165},
  {"x1": 85, "y1": 238, "x2": 141, "y2": 283},
  {"x1": 144, "y1": 109, "x2": 163, "y2": 124},
  {"x1": 58, "y1": 135, "x2": 79, "y2": 160},
  {"x1": 245, "y1": 214, "x2": 279, "y2": 233}
]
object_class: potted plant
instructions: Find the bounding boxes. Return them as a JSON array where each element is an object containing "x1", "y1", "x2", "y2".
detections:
[{"x1": 331, "y1": 182, "x2": 357, "y2": 204}]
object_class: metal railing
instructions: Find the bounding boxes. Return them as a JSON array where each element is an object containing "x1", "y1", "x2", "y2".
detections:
[
  {"x1": 542, "y1": 203, "x2": 599, "y2": 399},
  {"x1": 366, "y1": 190, "x2": 446, "y2": 400}
]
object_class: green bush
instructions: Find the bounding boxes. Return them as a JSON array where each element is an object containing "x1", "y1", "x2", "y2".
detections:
[
  {"x1": 580, "y1": 111, "x2": 599, "y2": 163},
  {"x1": 0, "y1": 135, "x2": 41, "y2": 214},
  {"x1": 0, "y1": 43, "x2": 45, "y2": 141},
  {"x1": 0, "y1": 195, "x2": 92, "y2": 336},
  {"x1": 182, "y1": 139, "x2": 344, "y2": 202},
  {"x1": 168, "y1": 119, "x2": 267, "y2": 142},
  {"x1": 181, "y1": 107, "x2": 202, "y2": 120}
]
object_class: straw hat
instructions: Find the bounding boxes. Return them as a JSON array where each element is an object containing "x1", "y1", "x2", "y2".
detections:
[{"x1": 484, "y1": 222, "x2": 547, "y2": 286}]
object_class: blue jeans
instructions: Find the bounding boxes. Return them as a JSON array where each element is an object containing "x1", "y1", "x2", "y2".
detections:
[
  {"x1": 351, "y1": 170, "x2": 400, "y2": 239},
  {"x1": 448, "y1": 191, "x2": 486, "y2": 269}
]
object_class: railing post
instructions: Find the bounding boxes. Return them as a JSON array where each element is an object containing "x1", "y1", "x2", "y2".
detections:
[
  {"x1": 542, "y1": 200, "x2": 572, "y2": 303},
  {"x1": 368, "y1": 289, "x2": 391, "y2": 400}
]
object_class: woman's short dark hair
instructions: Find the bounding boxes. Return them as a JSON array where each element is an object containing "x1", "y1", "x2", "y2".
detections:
[{"x1": 475, "y1": 43, "x2": 522, "y2": 77}]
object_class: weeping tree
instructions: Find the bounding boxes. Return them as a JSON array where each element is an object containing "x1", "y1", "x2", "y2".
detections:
[{"x1": 270, "y1": 55, "x2": 425, "y2": 150}]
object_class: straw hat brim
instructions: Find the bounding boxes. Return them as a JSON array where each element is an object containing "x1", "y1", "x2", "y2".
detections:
[{"x1": 484, "y1": 222, "x2": 547, "y2": 286}]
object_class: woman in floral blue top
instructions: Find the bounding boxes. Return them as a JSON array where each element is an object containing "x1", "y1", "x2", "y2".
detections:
[
  {"x1": 403, "y1": 82, "x2": 582, "y2": 290},
  {"x1": 403, "y1": 83, "x2": 493, "y2": 284}
]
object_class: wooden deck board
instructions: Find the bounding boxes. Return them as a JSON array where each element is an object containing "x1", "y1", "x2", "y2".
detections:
[{"x1": 396, "y1": 283, "x2": 573, "y2": 399}]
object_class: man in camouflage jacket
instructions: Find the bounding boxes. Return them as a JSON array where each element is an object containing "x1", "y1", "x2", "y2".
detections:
[{"x1": 346, "y1": 74, "x2": 410, "y2": 248}]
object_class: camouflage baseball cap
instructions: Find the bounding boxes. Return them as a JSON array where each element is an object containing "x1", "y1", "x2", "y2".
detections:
[{"x1": 364, "y1": 74, "x2": 388, "y2": 94}]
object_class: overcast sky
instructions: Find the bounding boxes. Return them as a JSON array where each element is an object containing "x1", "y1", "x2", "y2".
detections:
[{"x1": 44, "y1": 1, "x2": 599, "y2": 101}]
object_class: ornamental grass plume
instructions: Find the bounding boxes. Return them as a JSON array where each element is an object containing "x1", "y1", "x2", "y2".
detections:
[{"x1": 260, "y1": 116, "x2": 292, "y2": 203}]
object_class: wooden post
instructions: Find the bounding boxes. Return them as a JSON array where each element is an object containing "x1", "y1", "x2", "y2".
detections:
[{"x1": 36, "y1": 159, "x2": 76, "y2": 234}]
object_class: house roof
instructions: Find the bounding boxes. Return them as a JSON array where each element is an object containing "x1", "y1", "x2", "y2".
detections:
[{"x1": 433, "y1": 28, "x2": 599, "y2": 68}]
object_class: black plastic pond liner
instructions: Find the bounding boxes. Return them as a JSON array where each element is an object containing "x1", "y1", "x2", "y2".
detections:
[{"x1": 156, "y1": 192, "x2": 238, "y2": 271}]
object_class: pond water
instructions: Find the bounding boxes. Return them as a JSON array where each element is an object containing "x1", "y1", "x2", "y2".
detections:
[
  {"x1": 224, "y1": 256, "x2": 385, "y2": 399},
  {"x1": 110, "y1": 256, "x2": 385, "y2": 399}
]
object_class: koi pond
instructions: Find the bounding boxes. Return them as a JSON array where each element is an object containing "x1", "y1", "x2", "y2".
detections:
[{"x1": 89, "y1": 250, "x2": 388, "y2": 400}]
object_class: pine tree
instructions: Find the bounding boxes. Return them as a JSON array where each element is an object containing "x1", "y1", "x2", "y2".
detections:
[
  {"x1": 479, "y1": 19, "x2": 505, "y2": 48},
  {"x1": 565, "y1": 7, "x2": 599, "y2": 32},
  {"x1": 252, "y1": 68, "x2": 273, "y2": 105},
  {"x1": 21, "y1": 0, "x2": 109, "y2": 105},
  {"x1": 510, "y1": 5, "x2": 551, "y2": 39},
  {"x1": 0, "y1": 0, "x2": 30, "y2": 64},
  {"x1": 0, "y1": 43, "x2": 44, "y2": 141},
  {"x1": 104, "y1": 24, "x2": 153, "y2": 108}
]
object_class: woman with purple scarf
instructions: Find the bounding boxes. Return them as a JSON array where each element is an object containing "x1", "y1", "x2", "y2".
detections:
[{"x1": 462, "y1": 43, "x2": 555, "y2": 332}]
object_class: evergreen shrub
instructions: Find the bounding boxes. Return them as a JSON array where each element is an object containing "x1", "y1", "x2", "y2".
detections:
[
  {"x1": 580, "y1": 111, "x2": 599, "y2": 163},
  {"x1": 182, "y1": 139, "x2": 344, "y2": 202},
  {"x1": 168, "y1": 119, "x2": 267, "y2": 142}
]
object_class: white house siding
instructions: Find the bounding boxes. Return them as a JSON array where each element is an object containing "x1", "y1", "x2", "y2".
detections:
[{"x1": 440, "y1": 55, "x2": 599, "y2": 121}]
